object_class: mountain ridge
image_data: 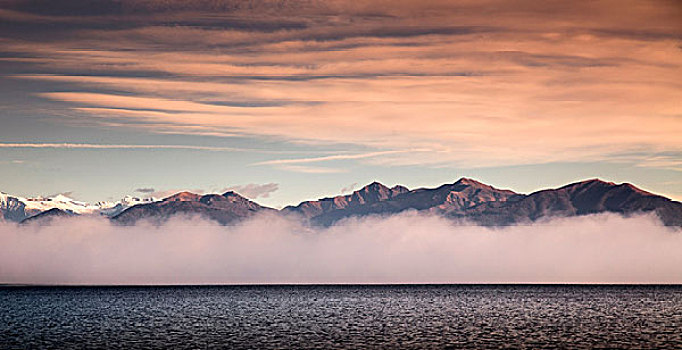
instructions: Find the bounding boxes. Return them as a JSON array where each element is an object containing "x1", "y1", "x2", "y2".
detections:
[
  {"x1": 111, "y1": 190, "x2": 274, "y2": 225},
  {"x1": 3, "y1": 178, "x2": 681, "y2": 226}
]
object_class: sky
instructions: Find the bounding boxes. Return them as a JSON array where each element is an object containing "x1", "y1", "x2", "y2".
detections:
[{"x1": 0, "y1": 0, "x2": 680, "y2": 207}]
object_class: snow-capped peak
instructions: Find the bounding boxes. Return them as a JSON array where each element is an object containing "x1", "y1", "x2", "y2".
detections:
[
  {"x1": 1, "y1": 191, "x2": 162, "y2": 222},
  {"x1": 50, "y1": 194, "x2": 75, "y2": 203}
]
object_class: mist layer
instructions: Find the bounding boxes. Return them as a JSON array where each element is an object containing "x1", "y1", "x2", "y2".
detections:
[{"x1": 1, "y1": 213, "x2": 680, "y2": 285}]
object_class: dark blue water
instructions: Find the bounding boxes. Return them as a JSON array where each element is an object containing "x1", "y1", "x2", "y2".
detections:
[{"x1": 1, "y1": 285, "x2": 681, "y2": 349}]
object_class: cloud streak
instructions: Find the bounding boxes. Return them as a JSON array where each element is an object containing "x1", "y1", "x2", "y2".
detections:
[
  {"x1": 0, "y1": 142, "x2": 296, "y2": 154},
  {"x1": 135, "y1": 188, "x2": 155, "y2": 194},
  {"x1": 223, "y1": 183, "x2": 279, "y2": 199},
  {"x1": 277, "y1": 165, "x2": 347, "y2": 174},
  {"x1": 341, "y1": 182, "x2": 358, "y2": 193},
  {"x1": 253, "y1": 150, "x2": 421, "y2": 166},
  {"x1": 0, "y1": 212, "x2": 680, "y2": 285}
]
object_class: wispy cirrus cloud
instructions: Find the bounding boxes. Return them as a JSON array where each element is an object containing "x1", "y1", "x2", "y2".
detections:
[
  {"x1": 1, "y1": 0, "x2": 680, "y2": 170},
  {"x1": 0, "y1": 142, "x2": 226, "y2": 150},
  {"x1": 635, "y1": 156, "x2": 682, "y2": 172},
  {"x1": 252, "y1": 150, "x2": 426, "y2": 173},
  {"x1": 277, "y1": 165, "x2": 347, "y2": 174},
  {"x1": 0, "y1": 142, "x2": 298, "y2": 154},
  {"x1": 253, "y1": 150, "x2": 422, "y2": 166}
]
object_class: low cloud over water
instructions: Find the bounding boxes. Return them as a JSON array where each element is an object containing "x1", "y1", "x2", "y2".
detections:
[{"x1": 1, "y1": 213, "x2": 680, "y2": 285}]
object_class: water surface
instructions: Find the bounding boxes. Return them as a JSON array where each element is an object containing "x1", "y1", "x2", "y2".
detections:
[{"x1": 1, "y1": 285, "x2": 681, "y2": 349}]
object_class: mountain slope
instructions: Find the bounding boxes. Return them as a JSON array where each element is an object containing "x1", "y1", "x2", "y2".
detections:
[
  {"x1": 459, "y1": 179, "x2": 682, "y2": 226},
  {"x1": 285, "y1": 178, "x2": 523, "y2": 225},
  {"x1": 1, "y1": 192, "x2": 35, "y2": 222},
  {"x1": 20, "y1": 208, "x2": 76, "y2": 224},
  {"x1": 283, "y1": 182, "x2": 408, "y2": 219},
  {"x1": 285, "y1": 178, "x2": 681, "y2": 226},
  {"x1": 112, "y1": 191, "x2": 274, "y2": 225}
]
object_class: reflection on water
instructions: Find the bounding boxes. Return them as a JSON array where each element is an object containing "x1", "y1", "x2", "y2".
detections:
[{"x1": 1, "y1": 285, "x2": 681, "y2": 349}]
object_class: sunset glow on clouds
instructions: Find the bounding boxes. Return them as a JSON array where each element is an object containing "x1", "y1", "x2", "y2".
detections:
[{"x1": 0, "y1": 0, "x2": 680, "y2": 204}]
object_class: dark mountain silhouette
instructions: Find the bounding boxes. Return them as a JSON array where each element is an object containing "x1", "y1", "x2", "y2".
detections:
[
  {"x1": 283, "y1": 178, "x2": 681, "y2": 226},
  {"x1": 4, "y1": 178, "x2": 681, "y2": 227},
  {"x1": 283, "y1": 182, "x2": 409, "y2": 219},
  {"x1": 20, "y1": 208, "x2": 76, "y2": 224},
  {"x1": 456, "y1": 179, "x2": 682, "y2": 226},
  {"x1": 112, "y1": 191, "x2": 274, "y2": 225},
  {"x1": 284, "y1": 178, "x2": 523, "y2": 226},
  {"x1": 1, "y1": 196, "x2": 31, "y2": 222}
]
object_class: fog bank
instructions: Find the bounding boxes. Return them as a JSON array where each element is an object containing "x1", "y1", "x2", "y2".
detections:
[{"x1": 1, "y1": 213, "x2": 680, "y2": 285}]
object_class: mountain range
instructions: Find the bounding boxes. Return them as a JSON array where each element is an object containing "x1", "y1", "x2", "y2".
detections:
[
  {"x1": 0, "y1": 192, "x2": 155, "y2": 223},
  {"x1": 3, "y1": 178, "x2": 681, "y2": 226}
]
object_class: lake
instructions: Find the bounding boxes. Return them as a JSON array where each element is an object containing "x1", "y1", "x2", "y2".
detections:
[{"x1": 1, "y1": 285, "x2": 681, "y2": 349}]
